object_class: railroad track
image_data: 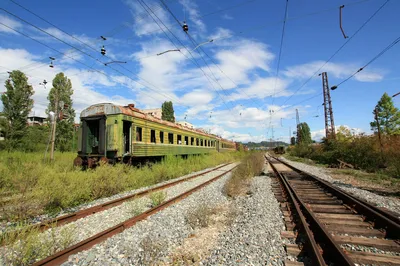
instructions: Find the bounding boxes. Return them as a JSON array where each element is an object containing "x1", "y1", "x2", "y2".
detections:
[
  {"x1": 267, "y1": 155, "x2": 400, "y2": 266},
  {"x1": 25, "y1": 163, "x2": 236, "y2": 265},
  {"x1": 1, "y1": 162, "x2": 233, "y2": 237}
]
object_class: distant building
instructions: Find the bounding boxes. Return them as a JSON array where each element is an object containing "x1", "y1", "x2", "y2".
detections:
[
  {"x1": 141, "y1": 108, "x2": 162, "y2": 119},
  {"x1": 27, "y1": 116, "x2": 47, "y2": 126},
  {"x1": 177, "y1": 121, "x2": 194, "y2": 129}
]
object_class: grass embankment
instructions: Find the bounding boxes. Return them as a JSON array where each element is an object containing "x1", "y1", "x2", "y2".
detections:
[
  {"x1": 224, "y1": 152, "x2": 265, "y2": 197},
  {"x1": 0, "y1": 151, "x2": 244, "y2": 223},
  {"x1": 286, "y1": 136, "x2": 400, "y2": 195}
]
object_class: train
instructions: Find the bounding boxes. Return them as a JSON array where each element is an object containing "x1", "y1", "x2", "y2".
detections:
[{"x1": 74, "y1": 103, "x2": 238, "y2": 167}]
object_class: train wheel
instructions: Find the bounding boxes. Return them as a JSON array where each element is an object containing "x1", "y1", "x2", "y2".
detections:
[
  {"x1": 73, "y1": 157, "x2": 83, "y2": 167},
  {"x1": 87, "y1": 158, "x2": 96, "y2": 169},
  {"x1": 99, "y1": 157, "x2": 108, "y2": 165}
]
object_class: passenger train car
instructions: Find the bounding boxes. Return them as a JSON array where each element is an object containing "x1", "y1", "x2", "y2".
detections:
[{"x1": 74, "y1": 103, "x2": 237, "y2": 167}]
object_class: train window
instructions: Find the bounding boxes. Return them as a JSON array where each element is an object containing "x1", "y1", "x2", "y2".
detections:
[
  {"x1": 177, "y1": 135, "x2": 182, "y2": 144},
  {"x1": 191, "y1": 137, "x2": 194, "y2": 145},
  {"x1": 168, "y1": 133, "x2": 174, "y2": 144},
  {"x1": 136, "y1": 127, "x2": 142, "y2": 142},
  {"x1": 160, "y1": 131, "x2": 164, "y2": 143},
  {"x1": 150, "y1": 129, "x2": 156, "y2": 143},
  {"x1": 196, "y1": 138, "x2": 199, "y2": 146},
  {"x1": 184, "y1": 136, "x2": 189, "y2": 145}
]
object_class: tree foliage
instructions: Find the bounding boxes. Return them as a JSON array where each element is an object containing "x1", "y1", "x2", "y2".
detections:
[
  {"x1": 290, "y1": 136, "x2": 296, "y2": 145},
  {"x1": 297, "y1": 122, "x2": 312, "y2": 144},
  {"x1": 0, "y1": 70, "x2": 34, "y2": 151},
  {"x1": 370, "y1": 93, "x2": 400, "y2": 135},
  {"x1": 46, "y1": 73, "x2": 75, "y2": 152},
  {"x1": 336, "y1": 125, "x2": 353, "y2": 142},
  {"x1": 161, "y1": 101, "x2": 175, "y2": 122}
]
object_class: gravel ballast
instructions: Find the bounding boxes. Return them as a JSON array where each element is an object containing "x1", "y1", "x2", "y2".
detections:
[
  {"x1": 0, "y1": 164, "x2": 237, "y2": 265},
  {"x1": 279, "y1": 157, "x2": 400, "y2": 215},
  {"x1": 62, "y1": 167, "x2": 234, "y2": 265},
  {"x1": 203, "y1": 176, "x2": 286, "y2": 266}
]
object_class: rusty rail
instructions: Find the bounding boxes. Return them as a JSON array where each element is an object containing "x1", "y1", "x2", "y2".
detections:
[
  {"x1": 274, "y1": 156, "x2": 400, "y2": 239},
  {"x1": 32, "y1": 165, "x2": 236, "y2": 266},
  {"x1": 267, "y1": 156, "x2": 352, "y2": 265},
  {"x1": 1, "y1": 163, "x2": 232, "y2": 247}
]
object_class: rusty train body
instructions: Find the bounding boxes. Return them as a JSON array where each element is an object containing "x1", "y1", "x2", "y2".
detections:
[{"x1": 74, "y1": 103, "x2": 237, "y2": 167}]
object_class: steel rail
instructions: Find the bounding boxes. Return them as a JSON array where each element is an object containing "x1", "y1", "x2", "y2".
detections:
[
  {"x1": 32, "y1": 165, "x2": 236, "y2": 266},
  {"x1": 274, "y1": 156, "x2": 400, "y2": 239},
  {"x1": 267, "y1": 158, "x2": 327, "y2": 265},
  {"x1": 39, "y1": 163, "x2": 233, "y2": 231},
  {"x1": 267, "y1": 156, "x2": 353, "y2": 265}
]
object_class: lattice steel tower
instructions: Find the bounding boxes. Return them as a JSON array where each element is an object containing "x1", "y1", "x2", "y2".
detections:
[
  {"x1": 296, "y1": 108, "x2": 301, "y2": 144},
  {"x1": 321, "y1": 72, "x2": 336, "y2": 139}
]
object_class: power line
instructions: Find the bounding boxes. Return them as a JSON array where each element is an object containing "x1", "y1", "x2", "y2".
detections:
[
  {"x1": 333, "y1": 35, "x2": 400, "y2": 89},
  {"x1": 280, "y1": 0, "x2": 390, "y2": 106},
  {"x1": 0, "y1": 21, "x2": 188, "y2": 111},
  {"x1": 0, "y1": 8, "x2": 191, "y2": 110},
  {"x1": 140, "y1": 0, "x2": 236, "y2": 113}
]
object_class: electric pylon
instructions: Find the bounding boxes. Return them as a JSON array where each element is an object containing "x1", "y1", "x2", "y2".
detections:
[
  {"x1": 321, "y1": 72, "x2": 336, "y2": 139},
  {"x1": 296, "y1": 108, "x2": 301, "y2": 144}
]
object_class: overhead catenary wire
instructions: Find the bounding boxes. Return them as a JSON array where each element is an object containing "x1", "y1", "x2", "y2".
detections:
[
  {"x1": 333, "y1": 35, "x2": 400, "y2": 89},
  {"x1": 0, "y1": 22, "x2": 190, "y2": 112},
  {"x1": 279, "y1": 0, "x2": 390, "y2": 107},
  {"x1": 0, "y1": 8, "x2": 193, "y2": 111},
  {"x1": 139, "y1": 0, "x2": 236, "y2": 114}
]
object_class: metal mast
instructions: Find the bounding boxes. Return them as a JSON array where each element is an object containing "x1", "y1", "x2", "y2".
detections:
[
  {"x1": 296, "y1": 108, "x2": 301, "y2": 144},
  {"x1": 321, "y1": 72, "x2": 336, "y2": 139}
]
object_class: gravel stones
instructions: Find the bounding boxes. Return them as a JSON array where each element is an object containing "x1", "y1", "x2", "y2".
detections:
[
  {"x1": 203, "y1": 176, "x2": 286, "y2": 266},
  {"x1": 62, "y1": 169, "x2": 233, "y2": 265},
  {"x1": 279, "y1": 157, "x2": 400, "y2": 215}
]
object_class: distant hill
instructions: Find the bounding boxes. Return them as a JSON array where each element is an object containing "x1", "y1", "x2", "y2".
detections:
[{"x1": 245, "y1": 141, "x2": 289, "y2": 149}]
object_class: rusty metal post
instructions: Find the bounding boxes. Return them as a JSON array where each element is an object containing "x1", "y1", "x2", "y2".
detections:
[{"x1": 321, "y1": 72, "x2": 336, "y2": 140}]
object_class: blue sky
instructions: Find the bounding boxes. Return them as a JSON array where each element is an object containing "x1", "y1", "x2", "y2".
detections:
[{"x1": 0, "y1": 0, "x2": 399, "y2": 143}]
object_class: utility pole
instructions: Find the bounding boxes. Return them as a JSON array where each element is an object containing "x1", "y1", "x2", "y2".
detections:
[
  {"x1": 321, "y1": 72, "x2": 336, "y2": 140},
  {"x1": 374, "y1": 107, "x2": 384, "y2": 161},
  {"x1": 50, "y1": 95, "x2": 59, "y2": 161},
  {"x1": 296, "y1": 109, "x2": 301, "y2": 144}
]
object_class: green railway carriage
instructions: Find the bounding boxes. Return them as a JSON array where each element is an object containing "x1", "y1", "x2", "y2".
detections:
[{"x1": 74, "y1": 103, "x2": 236, "y2": 167}]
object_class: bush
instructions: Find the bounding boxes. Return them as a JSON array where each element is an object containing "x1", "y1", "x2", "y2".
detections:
[{"x1": 224, "y1": 152, "x2": 264, "y2": 198}]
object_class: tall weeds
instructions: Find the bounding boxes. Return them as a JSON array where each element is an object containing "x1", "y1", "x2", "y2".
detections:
[
  {"x1": 0, "y1": 151, "x2": 245, "y2": 222},
  {"x1": 224, "y1": 152, "x2": 264, "y2": 198}
]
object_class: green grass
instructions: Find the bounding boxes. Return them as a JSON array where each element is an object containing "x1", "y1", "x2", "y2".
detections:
[
  {"x1": 224, "y1": 152, "x2": 264, "y2": 198},
  {"x1": 330, "y1": 168, "x2": 400, "y2": 191},
  {"x1": 0, "y1": 151, "x2": 245, "y2": 222}
]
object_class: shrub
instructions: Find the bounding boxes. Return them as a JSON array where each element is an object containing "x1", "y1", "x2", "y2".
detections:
[
  {"x1": 149, "y1": 191, "x2": 167, "y2": 207},
  {"x1": 224, "y1": 152, "x2": 264, "y2": 198}
]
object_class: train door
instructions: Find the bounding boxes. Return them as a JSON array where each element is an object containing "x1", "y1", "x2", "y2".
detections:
[
  {"x1": 82, "y1": 117, "x2": 105, "y2": 155},
  {"x1": 123, "y1": 121, "x2": 132, "y2": 154}
]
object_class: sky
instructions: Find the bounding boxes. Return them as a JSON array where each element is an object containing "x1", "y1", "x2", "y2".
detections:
[{"x1": 0, "y1": 0, "x2": 399, "y2": 143}]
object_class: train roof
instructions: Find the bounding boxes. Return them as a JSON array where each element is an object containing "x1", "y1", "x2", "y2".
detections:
[{"x1": 80, "y1": 103, "x2": 235, "y2": 143}]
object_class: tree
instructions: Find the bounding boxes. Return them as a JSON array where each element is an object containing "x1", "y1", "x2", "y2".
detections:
[
  {"x1": 1, "y1": 70, "x2": 34, "y2": 151},
  {"x1": 298, "y1": 122, "x2": 312, "y2": 144},
  {"x1": 370, "y1": 93, "x2": 400, "y2": 135},
  {"x1": 336, "y1": 125, "x2": 353, "y2": 142},
  {"x1": 161, "y1": 101, "x2": 175, "y2": 122},
  {"x1": 46, "y1": 73, "x2": 75, "y2": 152},
  {"x1": 290, "y1": 136, "x2": 296, "y2": 145}
]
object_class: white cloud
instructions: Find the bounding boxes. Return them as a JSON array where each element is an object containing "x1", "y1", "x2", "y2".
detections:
[
  {"x1": 221, "y1": 14, "x2": 233, "y2": 20},
  {"x1": 284, "y1": 61, "x2": 384, "y2": 83},
  {"x1": 0, "y1": 48, "x2": 135, "y2": 122},
  {"x1": 0, "y1": 15, "x2": 22, "y2": 34},
  {"x1": 311, "y1": 125, "x2": 365, "y2": 141}
]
